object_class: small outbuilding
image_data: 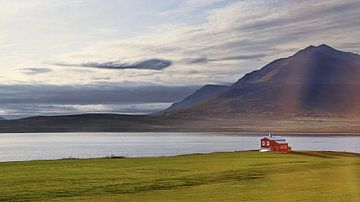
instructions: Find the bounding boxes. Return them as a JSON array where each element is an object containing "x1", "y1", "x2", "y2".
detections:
[{"x1": 260, "y1": 133, "x2": 291, "y2": 153}]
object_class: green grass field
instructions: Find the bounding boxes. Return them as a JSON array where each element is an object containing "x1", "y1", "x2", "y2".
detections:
[{"x1": 0, "y1": 151, "x2": 359, "y2": 201}]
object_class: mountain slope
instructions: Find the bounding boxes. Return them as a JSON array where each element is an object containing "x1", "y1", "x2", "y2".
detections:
[
  {"x1": 0, "y1": 117, "x2": 5, "y2": 121},
  {"x1": 235, "y1": 44, "x2": 360, "y2": 85},
  {"x1": 167, "y1": 44, "x2": 360, "y2": 117},
  {"x1": 164, "y1": 85, "x2": 228, "y2": 112}
]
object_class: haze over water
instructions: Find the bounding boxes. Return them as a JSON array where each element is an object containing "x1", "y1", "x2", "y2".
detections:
[{"x1": 0, "y1": 133, "x2": 358, "y2": 162}]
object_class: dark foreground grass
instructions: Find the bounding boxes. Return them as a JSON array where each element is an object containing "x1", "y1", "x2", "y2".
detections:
[{"x1": 0, "y1": 151, "x2": 359, "y2": 201}]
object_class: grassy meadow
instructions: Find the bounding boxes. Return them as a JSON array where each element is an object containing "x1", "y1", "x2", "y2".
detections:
[{"x1": 0, "y1": 151, "x2": 359, "y2": 201}]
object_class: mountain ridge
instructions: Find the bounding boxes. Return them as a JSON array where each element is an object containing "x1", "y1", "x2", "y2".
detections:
[{"x1": 164, "y1": 44, "x2": 360, "y2": 117}]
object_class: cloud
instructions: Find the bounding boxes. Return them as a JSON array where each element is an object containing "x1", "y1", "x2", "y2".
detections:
[
  {"x1": 0, "y1": 103, "x2": 172, "y2": 120},
  {"x1": 54, "y1": 58, "x2": 172, "y2": 70},
  {"x1": 183, "y1": 54, "x2": 267, "y2": 64},
  {"x1": 160, "y1": 0, "x2": 227, "y2": 16},
  {"x1": 20, "y1": 67, "x2": 53, "y2": 75},
  {"x1": 183, "y1": 57, "x2": 209, "y2": 64},
  {"x1": 3, "y1": 0, "x2": 358, "y2": 87},
  {"x1": 52, "y1": 0, "x2": 360, "y2": 84},
  {"x1": 0, "y1": 84, "x2": 200, "y2": 105},
  {"x1": 213, "y1": 54, "x2": 267, "y2": 61},
  {"x1": 0, "y1": 83, "x2": 201, "y2": 119}
]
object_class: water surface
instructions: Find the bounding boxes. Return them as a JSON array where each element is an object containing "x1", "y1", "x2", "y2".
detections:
[{"x1": 0, "y1": 133, "x2": 358, "y2": 162}]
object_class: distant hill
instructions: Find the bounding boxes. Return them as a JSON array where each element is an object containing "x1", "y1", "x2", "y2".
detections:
[
  {"x1": 0, "y1": 114, "x2": 172, "y2": 133},
  {"x1": 163, "y1": 44, "x2": 360, "y2": 117},
  {"x1": 0, "y1": 117, "x2": 5, "y2": 121}
]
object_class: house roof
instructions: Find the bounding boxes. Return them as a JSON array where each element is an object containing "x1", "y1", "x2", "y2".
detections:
[
  {"x1": 261, "y1": 136, "x2": 285, "y2": 141},
  {"x1": 274, "y1": 141, "x2": 288, "y2": 144}
]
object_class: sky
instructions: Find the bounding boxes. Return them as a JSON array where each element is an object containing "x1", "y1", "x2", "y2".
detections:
[{"x1": 0, "y1": 0, "x2": 360, "y2": 119}]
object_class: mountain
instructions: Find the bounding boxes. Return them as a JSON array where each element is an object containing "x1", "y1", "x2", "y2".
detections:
[
  {"x1": 164, "y1": 44, "x2": 360, "y2": 117},
  {"x1": 0, "y1": 117, "x2": 5, "y2": 121},
  {"x1": 164, "y1": 84, "x2": 228, "y2": 112},
  {"x1": 1, "y1": 44, "x2": 360, "y2": 133}
]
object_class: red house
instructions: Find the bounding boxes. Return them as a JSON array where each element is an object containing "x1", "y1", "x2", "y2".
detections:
[{"x1": 260, "y1": 134, "x2": 291, "y2": 153}]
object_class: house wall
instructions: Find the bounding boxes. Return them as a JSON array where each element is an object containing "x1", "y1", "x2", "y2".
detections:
[
  {"x1": 272, "y1": 142, "x2": 289, "y2": 152},
  {"x1": 261, "y1": 138, "x2": 290, "y2": 153},
  {"x1": 261, "y1": 138, "x2": 271, "y2": 148}
]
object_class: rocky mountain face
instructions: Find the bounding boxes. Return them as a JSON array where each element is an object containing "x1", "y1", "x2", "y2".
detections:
[{"x1": 163, "y1": 44, "x2": 360, "y2": 117}]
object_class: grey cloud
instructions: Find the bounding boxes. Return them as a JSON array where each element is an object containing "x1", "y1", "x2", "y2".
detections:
[
  {"x1": 0, "y1": 103, "x2": 172, "y2": 120},
  {"x1": 93, "y1": 77, "x2": 111, "y2": 81},
  {"x1": 183, "y1": 54, "x2": 266, "y2": 64},
  {"x1": 55, "y1": 58, "x2": 172, "y2": 70},
  {"x1": 337, "y1": 42, "x2": 360, "y2": 51},
  {"x1": 235, "y1": 1, "x2": 360, "y2": 44},
  {"x1": 21, "y1": 67, "x2": 53, "y2": 75},
  {"x1": 0, "y1": 84, "x2": 201, "y2": 119},
  {"x1": 213, "y1": 54, "x2": 266, "y2": 61},
  {"x1": 183, "y1": 57, "x2": 209, "y2": 64},
  {"x1": 187, "y1": 1, "x2": 359, "y2": 62},
  {"x1": 237, "y1": 1, "x2": 359, "y2": 33},
  {"x1": 0, "y1": 84, "x2": 200, "y2": 105}
]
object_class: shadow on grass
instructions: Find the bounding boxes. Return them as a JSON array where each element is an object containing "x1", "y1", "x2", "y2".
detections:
[
  {"x1": 0, "y1": 169, "x2": 265, "y2": 201},
  {"x1": 290, "y1": 151, "x2": 360, "y2": 158}
]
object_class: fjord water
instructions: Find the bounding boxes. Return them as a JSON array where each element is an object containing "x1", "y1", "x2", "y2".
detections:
[{"x1": 0, "y1": 133, "x2": 359, "y2": 162}]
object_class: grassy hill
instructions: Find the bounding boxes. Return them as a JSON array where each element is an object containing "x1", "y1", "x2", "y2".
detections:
[{"x1": 0, "y1": 151, "x2": 359, "y2": 201}]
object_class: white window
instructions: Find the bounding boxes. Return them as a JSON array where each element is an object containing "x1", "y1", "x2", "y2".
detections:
[
  {"x1": 262, "y1": 141, "x2": 265, "y2": 146},
  {"x1": 267, "y1": 141, "x2": 270, "y2": 146}
]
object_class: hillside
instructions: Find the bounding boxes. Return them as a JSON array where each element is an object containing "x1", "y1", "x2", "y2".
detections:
[
  {"x1": 165, "y1": 85, "x2": 228, "y2": 112},
  {"x1": 165, "y1": 44, "x2": 360, "y2": 117}
]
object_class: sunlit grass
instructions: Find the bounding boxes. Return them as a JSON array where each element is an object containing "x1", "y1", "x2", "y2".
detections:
[{"x1": 0, "y1": 151, "x2": 358, "y2": 201}]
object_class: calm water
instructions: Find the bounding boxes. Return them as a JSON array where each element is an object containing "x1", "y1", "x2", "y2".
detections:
[{"x1": 0, "y1": 133, "x2": 359, "y2": 162}]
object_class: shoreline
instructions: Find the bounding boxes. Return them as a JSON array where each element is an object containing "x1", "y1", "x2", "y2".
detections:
[{"x1": 1, "y1": 150, "x2": 359, "y2": 164}]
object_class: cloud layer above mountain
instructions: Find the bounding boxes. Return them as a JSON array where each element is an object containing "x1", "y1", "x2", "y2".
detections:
[{"x1": 1, "y1": 0, "x2": 359, "y2": 86}]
